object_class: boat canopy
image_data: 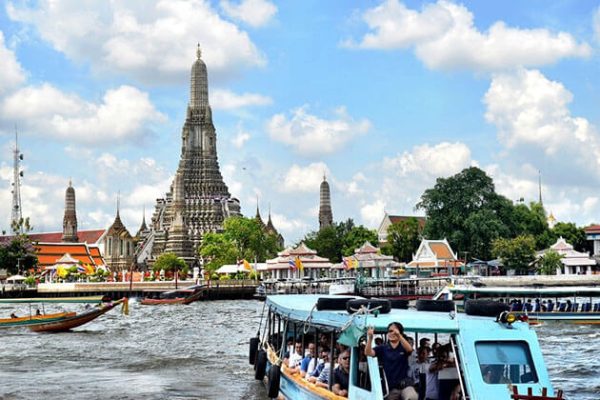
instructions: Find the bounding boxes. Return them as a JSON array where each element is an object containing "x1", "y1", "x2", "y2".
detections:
[
  {"x1": 450, "y1": 285, "x2": 600, "y2": 297},
  {"x1": 0, "y1": 295, "x2": 107, "y2": 304}
]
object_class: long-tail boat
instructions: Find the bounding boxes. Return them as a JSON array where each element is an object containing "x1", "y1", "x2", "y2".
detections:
[
  {"x1": 140, "y1": 284, "x2": 206, "y2": 305},
  {"x1": 29, "y1": 297, "x2": 129, "y2": 333},
  {"x1": 0, "y1": 311, "x2": 76, "y2": 328}
]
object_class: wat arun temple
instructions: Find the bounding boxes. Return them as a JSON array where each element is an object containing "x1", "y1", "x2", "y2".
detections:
[{"x1": 139, "y1": 46, "x2": 241, "y2": 265}]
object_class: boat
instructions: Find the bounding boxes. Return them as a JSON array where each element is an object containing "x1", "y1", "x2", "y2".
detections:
[
  {"x1": 442, "y1": 285, "x2": 600, "y2": 324},
  {"x1": 29, "y1": 297, "x2": 129, "y2": 333},
  {"x1": 140, "y1": 284, "x2": 206, "y2": 305},
  {"x1": 0, "y1": 311, "x2": 76, "y2": 328},
  {"x1": 249, "y1": 294, "x2": 563, "y2": 400}
]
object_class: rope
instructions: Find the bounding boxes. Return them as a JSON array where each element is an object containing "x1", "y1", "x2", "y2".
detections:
[
  {"x1": 256, "y1": 300, "x2": 267, "y2": 337},
  {"x1": 341, "y1": 304, "x2": 383, "y2": 332},
  {"x1": 303, "y1": 303, "x2": 318, "y2": 334}
]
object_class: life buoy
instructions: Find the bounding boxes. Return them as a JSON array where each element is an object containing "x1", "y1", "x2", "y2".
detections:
[
  {"x1": 249, "y1": 337, "x2": 260, "y2": 365},
  {"x1": 346, "y1": 298, "x2": 391, "y2": 314},
  {"x1": 464, "y1": 299, "x2": 509, "y2": 317},
  {"x1": 254, "y1": 349, "x2": 267, "y2": 380},
  {"x1": 267, "y1": 364, "x2": 281, "y2": 398},
  {"x1": 316, "y1": 297, "x2": 356, "y2": 310},
  {"x1": 415, "y1": 299, "x2": 454, "y2": 312},
  {"x1": 390, "y1": 299, "x2": 409, "y2": 309}
]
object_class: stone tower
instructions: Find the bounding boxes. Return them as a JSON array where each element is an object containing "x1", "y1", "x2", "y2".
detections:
[
  {"x1": 61, "y1": 180, "x2": 78, "y2": 242},
  {"x1": 148, "y1": 45, "x2": 241, "y2": 263},
  {"x1": 319, "y1": 175, "x2": 333, "y2": 229}
]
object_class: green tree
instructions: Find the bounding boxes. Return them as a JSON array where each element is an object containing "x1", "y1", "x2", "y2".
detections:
[
  {"x1": 153, "y1": 253, "x2": 188, "y2": 275},
  {"x1": 0, "y1": 218, "x2": 37, "y2": 275},
  {"x1": 537, "y1": 250, "x2": 563, "y2": 275},
  {"x1": 491, "y1": 235, "x2": 536, "y2": 275},
  {"x1": 383, "y1": 218, "x2": 422, "y2": 262},
  {"x1": 341, "y1": 225, "x2": 378, "y2": 257},
  {"x1": 416, "y1": 166, "x2": 514, "y2": 259},
  {"x1": 199, "y1": 233, "x2": 238, "y2": 273},
  {"x1": 510, "y1": 202, "x2": 550, "y2": 248},
  {"x1": 303, "y1": 226, "x2": 342, "y2": 263}
]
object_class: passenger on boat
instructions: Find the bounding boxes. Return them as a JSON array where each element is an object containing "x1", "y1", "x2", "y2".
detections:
[
  {"x1": 482, "y1": 365, "x2": 510, "y2": 384},
  {"x1": 332, "y1": 349, "x2": 351, "y2": 397},
  {"x1": 35, "y1": 309, "x2": 41, "y2": 316},
  {"x1": 365, "y1": 323, "x2": 418, "y2": 400},
  {"x1": 285, "y1": 342, "x2": 304, "y2": 369},
  {"x1": 437, "y1": 345, "x2": 459, "y2": 400},
  {"x1": 413, "y1": 346, "x2": 440, "y2": 400},
  {"x1": 10, "y1": 312, "x2": 18, "y2": 319},
  {"x1": 431, "y1": 342, "x2": 441, "y2": 358},
  {"x1": 299, "y1": 342, "x2": 317, "y2": 377},
  {"x1": 307, "y1": 348, "x2": 330, "y2": 383},
  {"x1": 419, "y1": 338, "x2": 431, "y2": 351},
  {"x1": 314, "y1": 354, "x2": 333, "y2": 389}
]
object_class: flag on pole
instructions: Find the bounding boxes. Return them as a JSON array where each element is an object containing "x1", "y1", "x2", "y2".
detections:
[
  {"x1": 243, "y1": 259, "x2": 253, "y2": 271},
  {"x1": 295, "y1": 256, "x2": 304, "y2": 272},
  {"x1": 288, "y1": 258, "x2": 296, "y2": 269}
]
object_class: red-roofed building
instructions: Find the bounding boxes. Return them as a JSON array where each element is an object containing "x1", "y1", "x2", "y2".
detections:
[
  {"x1": 377, "y1": 213, "x2": 427, "y2": 243},
  {"x1": 35, "y1": 242, "x2": 106, "y2": 270},
  {"x1": 27, "y1": 230, "x2": 105, "y2": 244},
  {"x1": 584, "y1": 224, "x2": 600, "y2": 258}
]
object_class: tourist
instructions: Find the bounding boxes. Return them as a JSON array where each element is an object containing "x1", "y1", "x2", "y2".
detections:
[
  {"x1": 365, "y1": 322, "x2": 418, "y2": 400},
  {"x1": 332, "y1": 349, "x2": 351, "y2": 397},
  {"x1": 414, "y1": 346, "x2": 440, "y2": 400},
  {"x1": 419, "y1": 337, "x2": 431, "y2": 350},
  {"x1": 285, "y1": 342, "x2": 304, "y2": 370},
  {"x1": 307, "y1": 348, "x2": 330, "y2": 383},
  {"x1": 10, "y1": 312, "x2": 18, "y2": 319},
  {"x1": 300, "y1": 342, "x2": 317, "y2": 377}
]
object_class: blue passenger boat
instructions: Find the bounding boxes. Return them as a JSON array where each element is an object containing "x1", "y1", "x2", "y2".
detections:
[{"x1": 249, "y1": 295, "x2": 563, "y2": 400}]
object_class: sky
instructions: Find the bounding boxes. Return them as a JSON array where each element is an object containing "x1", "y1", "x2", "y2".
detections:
[{"x1": 1, "y1": 0, "x2": 600, "y2": 244}]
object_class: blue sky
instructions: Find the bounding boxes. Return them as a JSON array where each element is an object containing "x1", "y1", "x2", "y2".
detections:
[{"x1": 1, "y1": 0, "x2": 600, "y2": 244}]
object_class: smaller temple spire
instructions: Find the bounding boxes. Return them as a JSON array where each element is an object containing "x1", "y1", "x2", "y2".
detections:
[
  {"x1": 62, "y1": 179, "x2": 78, "y2": 242},
  {"x1": 538, "y1": 170, "x2": 543, "y2": 206},
  {"x1": 116, "y1": 190, "x2": 121, "y2": 217}
]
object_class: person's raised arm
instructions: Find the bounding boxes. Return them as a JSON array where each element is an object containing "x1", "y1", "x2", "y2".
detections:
[
  {"x1": 365, "y1": 326, "x2": 376, "y2": 357},
  {"x1": 399, "y1": 333, "x2": 413, "y2": 354}
]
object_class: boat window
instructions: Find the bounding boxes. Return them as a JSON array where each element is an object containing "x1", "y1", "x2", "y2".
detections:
[{"x1": 475, "y1": 341, "x2": 538, "y2": 384}]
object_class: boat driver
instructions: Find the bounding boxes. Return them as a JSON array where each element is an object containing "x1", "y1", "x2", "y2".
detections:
[{"x1": 366, "y1": 322, "x2": 418, "y2": 400}]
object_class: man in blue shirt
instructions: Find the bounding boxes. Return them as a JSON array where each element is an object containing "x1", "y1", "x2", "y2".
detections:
[{"x1": 365, "y1": 322, "x2": 418, "y2": 400}]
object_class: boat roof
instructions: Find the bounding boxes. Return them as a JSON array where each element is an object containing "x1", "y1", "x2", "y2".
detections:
[
  {"x1": 267, "y1": 295, "x2": 462, "y2": 334},
  {"x1": 0, "y1": 295, "x2": 107, "y2": 304},
  {"x1": 450, "y1": 285, "x2": 600, "y2": 297}
]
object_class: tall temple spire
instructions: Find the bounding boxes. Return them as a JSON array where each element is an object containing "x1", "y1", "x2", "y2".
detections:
[
  {"x1": 319, "y1": 174, "x2": 333, "y2": 230},
  {"x1": 11, "y1": 127, "x2": 23, "y2": 232},
  {"x1": 146, "y1": 45, "x2": 241, "y2": 265},
  {"x1": 61, "y1": 180, "x2": 78, "y2": 242}
]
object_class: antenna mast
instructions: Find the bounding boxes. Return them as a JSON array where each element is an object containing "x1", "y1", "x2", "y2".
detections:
[{"x1": 11, "y1": 127, "x2": 24, "y2": 232}]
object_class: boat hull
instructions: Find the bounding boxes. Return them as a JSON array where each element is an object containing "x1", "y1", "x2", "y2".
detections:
[
  {"x1": 140, "y1": 289, "x2": 204, "y2": 305},
  {"x1": 29, "y1": 299, "x2": 126, "y2": 333},
  {"x1": 0, "y1": 311, "x2": 76, "y2": 328}
]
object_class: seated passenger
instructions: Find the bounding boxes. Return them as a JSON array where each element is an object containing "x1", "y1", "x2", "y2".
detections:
[
  {"x1": 300, "y1": 342, "x2": 317, "y2": 377},
  {"x1": 482, "y1": 365, "x2": 510, "y2": 384},
  {"x1": 307, "y1": 348, "x2": 330, "y2": 383},
  {"x1": 414, "y1": 346, "x2": 440, "y2": 400},
  {"x1": 10, "y1": 312, "x2": 18, "y2": 319},
  {"x1": 285, "y1": 342, "x2": 304, "y2": 369},
  {"x1": 332, "y1": 349, "x2": 351, "y2": 397},
  {"x1": 314, "y1": 354, "x2": 333, "y2": 389}
]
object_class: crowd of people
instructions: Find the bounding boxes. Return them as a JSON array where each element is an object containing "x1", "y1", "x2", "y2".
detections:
[{"x1": 278, "y1": 322, "x2": 463, "y2": 400}]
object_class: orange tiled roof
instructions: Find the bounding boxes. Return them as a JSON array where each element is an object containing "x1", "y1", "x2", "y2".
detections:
[
  {"x1": 429, "y1": 242, "x2": 454, "y2": 259},
  {"x1": 388, "y1": 215, "x2": 426, "y2": 229},
  {"x1": 584, "y1": 225, "x2": 600, "y2": 234},
  {"x1": 35, "y1": 243, "x2": 96, "y2": 268},
  {"x1": 28, "y1": 229, "x2": 105, "y2": 244}
]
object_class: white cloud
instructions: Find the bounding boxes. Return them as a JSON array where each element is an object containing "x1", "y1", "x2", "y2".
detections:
[
  {"x1": 384, "y1": 141, "x2": 471, "y2": 178},
  {"x1": 267, "y1": 106, "x2": 371, "y2": 156},
  {"x1": 220, "y1": 0, "x2": 277, "y2": 28},
  {"x1": 281, "y1": 163, "x2": 330, "y2": 193},
  {"x1": 232, "y1": 130, "x2": 251, "y2": 148},
  {"x1": 0, "y1": 31, "x2": 26, "y2": 95},
  {"x1": 360, "y1": 199, "x2": 386, "y2": 228},
  {"x1": 345, "y1": 0, "x2": 590, "y2": 72},
  {"x1": 0, "y1": 84, "x2": 165, "y2": 144},
  {"x1": 484, "y1": 69, "x2": 600, "y2": 180},
  {"x1": 211, "y1": 89, "x2": 272, "y2": 110},
  {"x1": 7, "y1": 0, "x2": 265, "y2": 83},
  {"x1": 270, "y1": 212, "x2": 309, "y2": 235}
]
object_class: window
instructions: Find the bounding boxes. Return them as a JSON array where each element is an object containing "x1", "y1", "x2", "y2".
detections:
[{"x1": 475, "y1": 341, "x2": 537, "y2": 384}]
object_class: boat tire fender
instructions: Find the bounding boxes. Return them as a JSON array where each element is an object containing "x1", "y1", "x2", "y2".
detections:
[
  {"x1": 316, "y1": 297, "x2": 356, "y2": 310},
  {"x1": 464, "y1": 299, "x2": 509, "y2": 317},
  {"x1": 415, "y1": 299, "x2": 455, "y2": 312},
  {"x1": 249, "y1": 337, "x2": 259, "y2": 365},
  {"x1": 254, "y1": 349, "x2": 267, "y2": 380},
  {"x1": 346, "y1": 298, "x2": 391, "y2": 314},
  {"x1": 390, "y1": 299, "x2": 409, "y2": 309},
  {"x1": 267, "y1": 364, "x2": 281, "y2": 398}
]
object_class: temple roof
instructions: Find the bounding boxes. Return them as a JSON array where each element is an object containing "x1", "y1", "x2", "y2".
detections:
[{"x1": 27, "y1": 230, "x2": 105, "y2": 244}]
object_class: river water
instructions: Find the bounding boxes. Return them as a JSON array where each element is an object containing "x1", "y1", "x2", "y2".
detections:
[{"x1": 0, "y1": 300, "x2": 597, "y2": 400}]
